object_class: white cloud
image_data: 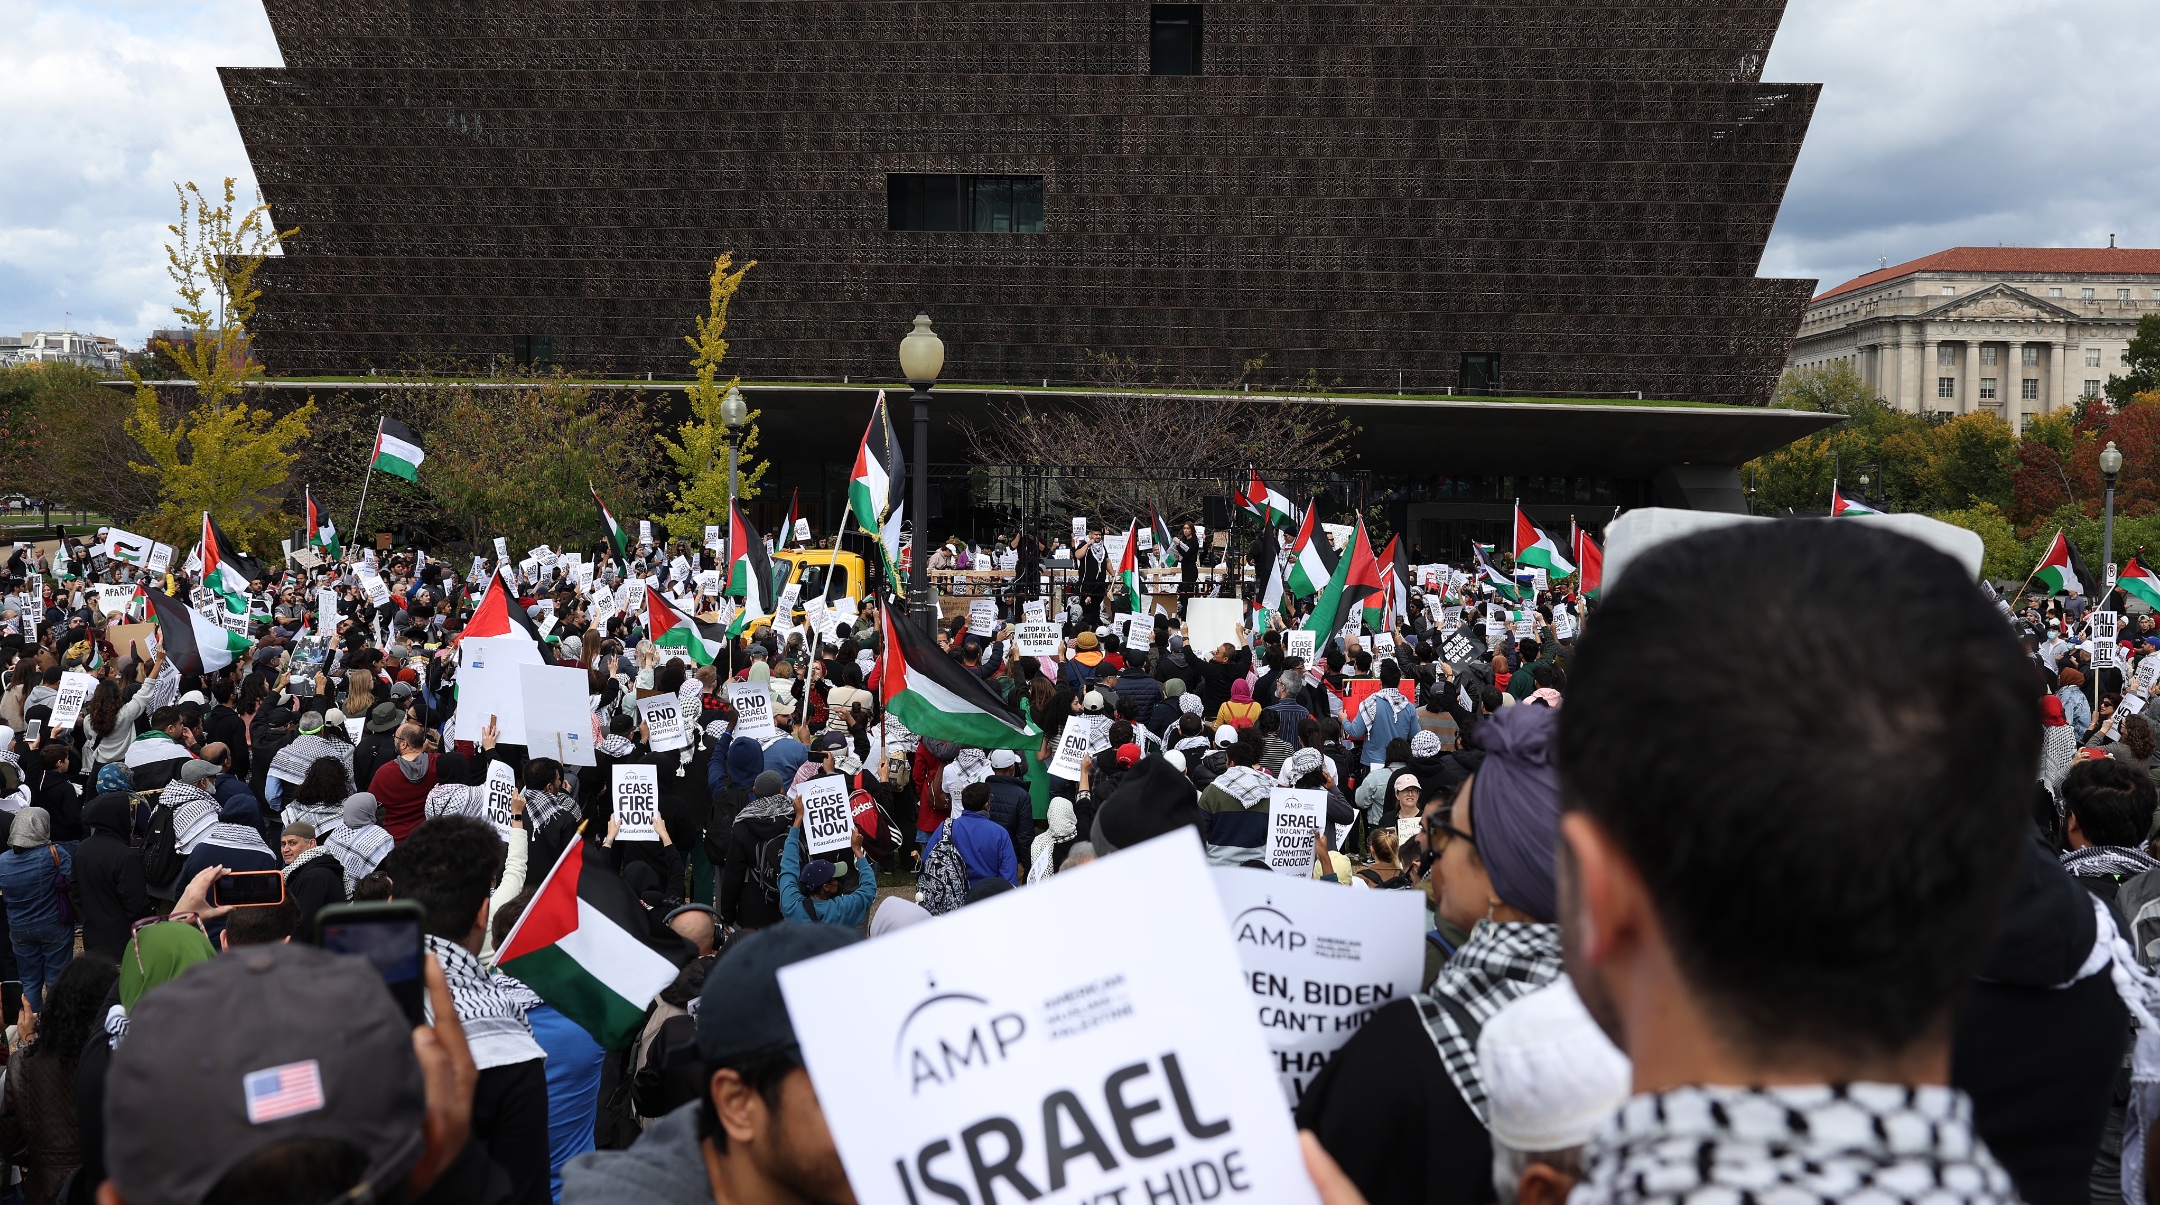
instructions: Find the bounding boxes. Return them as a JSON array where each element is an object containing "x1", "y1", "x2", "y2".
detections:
[
  {"x1": 0, "y1": 0, "x2": 278, "y2": 346},
  {"x1": 1761, "y1": 0, "x2": 2160, "y2": 295}
]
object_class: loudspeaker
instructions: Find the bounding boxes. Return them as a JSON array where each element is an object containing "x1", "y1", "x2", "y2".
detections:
[{"x1": 1201, "y1": 495, "x2": 1230, "y2": 530}]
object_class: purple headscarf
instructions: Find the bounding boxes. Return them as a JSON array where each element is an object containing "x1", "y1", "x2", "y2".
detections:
[{"x1": 1469, "y1": 704, "x2": 1561, "y2": 923}]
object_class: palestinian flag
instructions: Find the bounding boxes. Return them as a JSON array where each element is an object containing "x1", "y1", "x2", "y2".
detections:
[
  {"x1": 1303, "y1": 516, "x2": 1384, "y2": 638},
  {"x1": 1285, "y1": 505, "x2": 1336, "y2": 598},
  {"x1": 305, "y1": 488, "x2": 340, "y2": 558},
  {"x1": 2120, "y1": 558, "x2": 2160, "y2": 611},
  {"x1": 371, "y1": 417, "x2": 425, "y2": 482},
  {"x1": 848, "y1": 391, "x2": 907, "y2": 536},
  {"x1": 876, "y1": 603, "x2": 1042, "y2": 751},
  {"x1": 1473, "y1": 542, "x2": 1523, "y2": 603},
  {"x1": 1575, "y1": 529, "x2": 1604, "y2": 597},
  {"x1": 1251, "y1": 528, "x2": 1287, "y2": 622},
  {"x1": 494, "y1": 838, "x2": 685, "y2": 1048},
  {"x1": 1830, "y1": 484, "x2": 1881, "y2": 517},
  {"x1": 200, "y1": 512, "x2": 259, "y2": 617},
  {"x1": 462, "y1": 569, "x2": 541, "y2": 643},
  {"x1": 647, "y1": 588, "x2": 726, "y2": 667},
  {"x1": 1117, "y1": 519, "x2": 1142, "y2": 600},
  {"x1": 1513, "y1": 502, "x2": 1575, "y2": 577},
  {"x1": 777, "y1": 488, "x2": 802, "y2": 551},
  {"x1": 145, "y1": 587, "x2": 252, "y2": 674},
  {"x1": 1244, "y1": 470, "x2": 1300, "y2": 531},
  {"x1": 724, "y1": 501, "x2": 777, "y2": 636},
  {"x1": 1379, "y1": 534, "x2": 1410, "y2": 631},
  {"x1": 1150, "y1": 503, "x2": 1178, "y2": 568},
  {"x1": 591, "y1": 483, "x2": 628, "y2": 561},
  {"x1": 2032, "y1": 530, "x2": 2092, "y2": 597}
]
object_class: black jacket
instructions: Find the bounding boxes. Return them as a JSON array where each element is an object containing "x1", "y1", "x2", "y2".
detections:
[
  {"x1": 352, "y1": 729, "x2": 400, "y2": 791},
  {"x1": 75, "y1": 794, "x2": 150, "y2": 960},
  {"x1": 983, "y1": 776, "x2": 1035, "y2": 879},
  {"x1": 1195, "y1": 649, "x2": 1253, "y2": 717},
  {"x1": 719, "y1": 809, "x2": 792, "y2": 930},
  {"x1": 287, "y1": 852, "x2": 349, "y2": 939},
  {"x1": 204, "y1": 704, "x2": 250, "y2": 780}
]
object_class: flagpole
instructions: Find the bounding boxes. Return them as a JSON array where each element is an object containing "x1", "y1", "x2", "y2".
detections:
[
  {"x1": 352, "y1": 415, "x2": 384, "y2": 554},
  {"x1": 2006, "y1": 527, "x2": 2058, "y2": 610}
]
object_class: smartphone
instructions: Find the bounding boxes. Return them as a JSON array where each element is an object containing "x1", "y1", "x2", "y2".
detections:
[
  {"x1": 23, "y1": 719, "x2": 40, "y2": 748},
  {"x1": 211, "y1": 870, "x2": 287, "y2": 908},
  {"x1": 314, "y1": 901, "x2": 428, "y2": 1026}
]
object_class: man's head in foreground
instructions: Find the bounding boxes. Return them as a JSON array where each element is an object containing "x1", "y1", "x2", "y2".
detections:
[{"x1": 1557, "y1": 521, "x2": 2035, "y2": 1087}]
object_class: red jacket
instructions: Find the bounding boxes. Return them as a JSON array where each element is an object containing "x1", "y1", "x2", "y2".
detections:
[{"x1": 369, "y1": 753, "x2": 439, "y2": 842}]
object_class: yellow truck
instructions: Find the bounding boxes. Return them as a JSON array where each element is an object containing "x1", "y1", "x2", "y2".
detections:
[{"x1": 771, "y1": 547, "x2": 870, "y2": 621}]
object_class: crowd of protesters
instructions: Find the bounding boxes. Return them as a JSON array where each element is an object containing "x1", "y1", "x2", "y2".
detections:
[{"x1": 0, "y1": 509, "x2": 2151, "y2": 1205}]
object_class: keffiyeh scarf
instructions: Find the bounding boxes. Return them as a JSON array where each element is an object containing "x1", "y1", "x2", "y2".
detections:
[
  {"x1": 1210, "y1": 765, "x2": 1273, "y2": 809},
  {"x1": 737, "y1": 791, "x2": 793, "y2": 824},
  {"x1": 523, "y1": 788, "x2": 575, "y2": 830},
  {"x1": 324, "y1": 822, "x2": 394, "y2": 887},
  {"x1": 2062, "y1": 844, "x2": 2160, "y2": 881},
  {"x1": 425, "y1": 782, "x2": 485, "y2": 820},
  {"x1": 1579, "y1": 1083, "x2": 2017, "y2": 1205},
  {"x1": 1417, "y1": 920, "x2": 1562, "y2": 1124},
  {"x1": 597, "y1": 734, "x2": 638, "y2": 758},
  {"x1": 425, "y1": 936, "x2": 545, "y2": 1071},
  {"x1": 268, "y1": 733, "x2": 356, "y2": 789},
  {"x1": 281, "y1": 800, "x2": 342, "y2": 832},
  {"x1": 166, "y1": 782, "x2": 220, "y2": 854},
  {"x1": 281, "y1": 841, "x2": 337, "y2": 880},
  {"x1": 198, "y1": 822, "x2": 274, "y2": 858}
]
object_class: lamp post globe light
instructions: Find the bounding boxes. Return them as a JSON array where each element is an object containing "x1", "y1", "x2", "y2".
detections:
[
  {"x1": 722, "y1": 385, "x2": 749, "y2": 528},
  {"x1": 899, "y1": 313, "x2": 945, "y2": 636},
  {"x1": 2102, "y1": 440, "x2": 2124, "y2": 600}
]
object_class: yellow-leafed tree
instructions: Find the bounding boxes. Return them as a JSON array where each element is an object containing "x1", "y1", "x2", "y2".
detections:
[
  {"x1": 125, "y1": 179, "x2": 316, "y2": 549},
  {"x1": 659, "y1": 254, "x2": 766, "y2": 537}
]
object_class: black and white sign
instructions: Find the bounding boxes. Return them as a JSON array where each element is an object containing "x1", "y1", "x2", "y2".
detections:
[
  {"x1": 1266, "y1": 787, "x2": 1325, "y2": 875},
  {"x1": 2094, "y1": 610, "x2": 2122, "y2": 668},
  {"x1": 611, "y1": 763, "x2": 660, "y2": 842},
  {"x1": 359, "y1": 571, "x2": 392, "y2": 608},
  {"x1": 1022, "y1": 598, "x2": 1046, "y2": 622},
  {"x1": 483, "y1": 761, "x2": 519, "y2": 842},
  {"x1": 1371, "y1": 632, "x2": 1396, "y2": 660},
  {"x1": 730, "y1": 682, "x2": 777, "y2": 739},
  {"x1": 1048, "y1": 715, "x2": 1103, "y2": 780},
  {"x1": 798, "y1": 775, "x2": 854, "y2": 857},
  {"x1": 967, "y1": 598, "x2": 997, "y2": 637},
  {"x1": 1016, "y1": 622, "x2": 1061, "y2": 656},
  {"x1": 1071, "y1": 517, "x2": 1088, "y2": 546},
  {"x1": 640, "y1": 692, "x2": 690, "y2": 753},
  {"x1": 48, "y1": 671, "x2": 97, "y2": 733},
  {"x1": 1284, "y1": 629, "x2": 1316, "y2": 663},
  {"x1": 1125, "y1": 612, "x2": 1155, "y2": 647}
]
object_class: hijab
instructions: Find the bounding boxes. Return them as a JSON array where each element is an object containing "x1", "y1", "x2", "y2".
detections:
[
  {"x1": 1231, "y1": 679, "x2": 1253, "y2": 705},
  {"x1": 341, "y1": 791, "x2": 381, "y2": 830},
  {"x1": 120, "y1": 922, "x2": 216, "y2": 1011},
  {"x1": 1468, "y1": 704, "x2": 1562, "y2": 923},
  {"x1": 2042, "y1": 695, "x2": 2068, "y2": 727},
  {"x1": 9, "y1": 806, "x2": 49, "y2": 848},
  {"x1": 95, "y1": 763, "x2": 132, "y2": 795},
  {"x1": 871, "y1": 896, "x2": 932, "y2": 937}
]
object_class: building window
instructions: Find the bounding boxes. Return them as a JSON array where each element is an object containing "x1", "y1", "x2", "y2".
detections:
[
  {"x1": 1150, "y1": 5, "x2": 1202, "y2": 75},
  {"x1": 2122, "y1": 288, "x2": 2135, "y2": 301},
  {"x1": 1980, "y1": 378, "x2": 1998, "y2": 400},
  {"x1": 1460, "y1": 353, "x2": 1501, "y2": 395},
  {"x1": 2050, "y1": 287, "x2": 2065, "y2": 298},
  {"x1": 887, "y1": 175, "x2": 1045, "y2": 232},
  {"x1": 1938, "y1": 345, "x2": 1955, "y2": 366},
  {"x1": 1938, "y1": 377, "x2": 1956, "y2": 398},
  {"x1": 2086, "y1": 380, "x2": 2103, "y2": 398},
  {"x1": 1942, "y1": 286, "x2": 1956, "y2": 296},
  {"x1": 513, "y1": 333, "x2": 551, "y2": 366},
  {"x1": 1980, "y1": 346, "x2": 1998, "y2": 366},
  {"x1": 2021, "y1": 346, "x2": 2039, "y2": 366},
  {"x1": 2083, "y1": 287, "x2": 2097, "y2": 301},
  {"x1": 2086, "y1": 347, "x2": 2104, "y2": 367},
  {"x1": 2022, "y1": 378, "x2": 2039, "y2": 399}
]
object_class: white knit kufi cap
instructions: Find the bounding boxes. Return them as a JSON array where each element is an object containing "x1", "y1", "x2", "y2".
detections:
[{"x1": 1476, "y1": 978, "x2": 1632, "y2": 1152}]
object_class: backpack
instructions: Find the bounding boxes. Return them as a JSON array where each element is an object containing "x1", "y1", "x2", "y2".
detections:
[
  {"x1": 919, "y1": 821, "x2": 970, "y2": 915},
  {"x1": 1354, "y1": 866, "x2": 1413, "y2": 890},
  {"x1": 743, "y1": 830, "x2": 791, "y2": 909},
  {"x1": 139, "y1": 800, "x2": 182, "y2": 889}
]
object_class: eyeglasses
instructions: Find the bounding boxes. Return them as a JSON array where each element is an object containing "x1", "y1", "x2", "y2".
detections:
[{"x1": 1426, "y1": 817, "x2": 1475, "y2": 851}]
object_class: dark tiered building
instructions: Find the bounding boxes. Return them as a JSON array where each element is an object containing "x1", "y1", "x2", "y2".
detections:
[{"x1": 225, "y1": 1, "x2": 1820, "y2": 405}]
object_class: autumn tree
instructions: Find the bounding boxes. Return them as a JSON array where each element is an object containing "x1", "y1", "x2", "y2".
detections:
[
  {"x1": 123, "y1": 179, "x2": 315, "y2": 549},
  {"x1": 659, "y1": 255, "x2": 765, "y2": 536},
  {"x1": 0, "y1": 364, "x2": 161, "y2": 525},
  {"x1": 424, "y1": 371, "x2": 660, "y2": 550}
]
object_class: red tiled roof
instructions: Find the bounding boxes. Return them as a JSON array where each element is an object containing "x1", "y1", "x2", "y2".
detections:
[{"x1": 1813, "y1": 247, "x2": 2160, "y2": 302}]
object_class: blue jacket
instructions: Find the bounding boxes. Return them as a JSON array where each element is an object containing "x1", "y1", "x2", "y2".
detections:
[
  {"x1": 948, "y1": 810, "x2": 1018, "y2": 887},
  {"x1": 1344, "y1": 687, "x2": 1421, "y2": 767},
  {"x1": 778, "y1": 828, "x2": 877, "y2": 927},
  {"x1": 0, "y1": 843, "x2": 72, "y2": 933}
]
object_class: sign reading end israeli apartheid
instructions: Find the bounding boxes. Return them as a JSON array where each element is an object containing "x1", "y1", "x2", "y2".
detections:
[
  {"x1": 779, "y1": 832, "x2": 1320, "y2": 1205},
  {"x1": 611, "y1": 763, "x2": 660, "y2": 842},
  {"x1": 730, "y1": 681, "x2": 777, "y2": 740},
  {"x1": 1210, "y1": 868, "x2": 1424, "y2": 1106},
  {"x1": 797, "y1": 774, "x2": 854, "y2": 857}
]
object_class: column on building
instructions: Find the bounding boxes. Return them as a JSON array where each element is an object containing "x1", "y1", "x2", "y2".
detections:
[
  {"x1": 2051, "y1": 334, "x2": 2070, "y2": 414},
  {"x1": 1921, "y1": 335, "x2": 1939, "y2": 412},
  {"x1": 1962, "y1": 340, "x2": 1980, "y2": 414}
]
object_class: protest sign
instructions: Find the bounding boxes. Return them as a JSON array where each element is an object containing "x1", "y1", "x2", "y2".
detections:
[
  {"x1": 777, "y1": 582, "x2": 802, "y2": 616},
  {"x1": 1441, "y1": 633, "x2": 1477, "y2": 664},
  {"x1": 1553, "y1": 610, "x2": 1578, "y2": 640},
  {"x1": 48, "y1": 671, "x2": 97, "y2": 733},
  {"x1": 146, "y1": 543, "x2": 174, "y2": 574},
  {"x1": 611, "y1": 763, "x2": 660, "y2": 841},
  {"x1": 779, "y1": 832, "x2": 1319, "y2": 1205},
  {"x1": 730, "y1": 681, "x2": 777, "y2": 739},
  {"x1": 640, "y1": 691, "x2": 690, "y2": 753},
  {"x1": 2093, "y1": 611, "x2": 2121, "y2": 668},
  {"x1": 574, "y1": 560, "x2": 594, "y2": 590},
  {"x1": 102, "y1": 527, "x2": 154, "y2": 566},
  {"x1": 704, "y1": 524, "x2": 721, "y2": 548},
  {"x1": 2138, "y1": 655, "x2": 2160, "y2": 697},
  {"x1": 1211, "y1": 868, "x2": 1424, "y2": 1106},
  {"x1": 639, "y1": 520, "x2": 653, "y2": 546},
  {"x1": 492, "y1": 536, "x2": 510, "y2": 565},
  {"x1": 521, "y1": 662, "x2": 596, "y2": 766},
  {"x1": 1022, "y1": 597, "x2": 1046, "y2": 622},
  {"x1": 107, "y1": 622, "x2": 157, "y2": 661},
  {"x1": 93, "y1": 584, "x2": 134, "y2": 618},
  {"x1": 1105, "y1": 533, "x2": 1127, "y2": 566},
  {"x1": 1484, "y1": 618, "x2": 1507, "y2": 643},
  {"x1": 483, "y1": 761, "x2": 519, "y2": 842},
  {"x1": 1284, "y1": 629, "x2": 1316, "y2": 663},
  {"x1": 968, "y1": 598, "x2": 997, "y2": 637},
  {"x1": 1016, "y1": 621, "x2": 1061, "y2": 656},
  {"x1": 359, "y1": 572, "x2": 392, "y2": 608},
  {"x1": 798, "y1": 775, "x2": 854, "y2": 857},
  {"x1": 1047, "y1": 715, "x2": 1101, "y2": 779},
  {"x1": 623, "y1": 581, "x2": 647, "y2": 618},
  {"x1": 1137, "y1": 526, "x2": 1154, "y2": 550},
  {"x1": 1126, "y1": 611, "x2": 1155, "y2": 648},
  {"x1": 696, "y1": 569, "x2": 721, "y2": 597},
  {"x1": 452, "y1": 637, "x2": 543, "y2": 743},
  {"x1": 1184, "y1": 597, "x2": 1244, "y2": 654},
  {"x1": 794, "y1": 517, "x2": 811, "y2": 543},
  {"x1": 1266, "y1": 787, "x2": 1326, "y2": 875},
  {"x1": 1371, "y1": 631, "x2": 1396, "y2": 660},
  {"x1": 1071, "y1": 516, "x2": 1087, "y2": 546}
]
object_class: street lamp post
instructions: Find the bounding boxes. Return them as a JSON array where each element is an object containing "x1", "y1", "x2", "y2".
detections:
[
  {"x1": 898, "y1": 314, "x2": 945, "y2": 637},
  {"x1": 2102, "y1": 440, "x2": 2124, "y2": 602},
  {"x1": 721, "y1": 386, "x2": 749, "y2": 526}
]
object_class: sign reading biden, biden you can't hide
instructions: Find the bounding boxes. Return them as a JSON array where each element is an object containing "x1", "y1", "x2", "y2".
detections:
[
  {"x1": 1210, "y1": 868, "x2": 1424, "y2": 1107},
  {"x1": 779, "y1": 833, "x2": 1319, "y2": 1205}
]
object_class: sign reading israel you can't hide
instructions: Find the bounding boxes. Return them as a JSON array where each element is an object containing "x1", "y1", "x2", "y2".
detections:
[{"x1": 778, "y1": 832, "x2": 1319, "y2": 1205}]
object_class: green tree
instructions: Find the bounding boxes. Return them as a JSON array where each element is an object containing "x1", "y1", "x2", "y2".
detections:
[
  {"x1": 659, "y1": 254, "x2": 766, "y2": 536},
  {"x1": 2104, "y1": 313, "x2": 2160, "y2": 407},
  {"x1": 1912, "y1": 412, "x2": 2016, "y2": 511},
  {"x1": 123, "y1": 179, "x2": 315, "y2": 549},
  {"x1": 0, "y1": 364, "x2": 162, "y2": 525},
  {"x1": 425, "y1": 371, "x2": 659, "y2": 550},
  {"x1": 1929, "y1": 502, "x2": 2027, "y2": 581}
]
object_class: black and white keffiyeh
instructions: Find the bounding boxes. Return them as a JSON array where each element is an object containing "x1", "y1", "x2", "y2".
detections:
[
  {"x1": 281, "y1": 842, "x2": 337, "y2": 880},
  {"x1": 425, "y1": 936, "x2": 545, "y2": 1070},
  {"x1": 523, "y1": 788, "x2": 575, "y2": 830},
  {"x1": 197, "y1": 822, "x2": 274, "y2": 858},
  {"x1": 1577, "y1": 1083, "x2": 2017, "y2": 1205},
  {"x1": 597, "y1": 734, "x2": 638, "y2": 759},
  {"x1": 1209, "y1": 765, "x2": 1273, "y2": 809},
  {"x1": 166, "y1": 782, "x2": 220, "y2": 854},
  {"x1": 281, "y1": 800, "x2": 342, "y2": 832},
  {"x1": 323, "y1": 822, "x2": 394, "y2": 887},
  {"x1": 1416, "y1": 920, "x2": 1562, "y2": 1124},
  {"x1": 267, "y1": 733, "x2": 356, "y2": 790},
  {"x1": 737, "y1": 792, "x2": 793, "y2": 824},
  {"x1": 2062, "y1": 844, "x2": 2160, "y2": 881},
  {"x1": 425, "y1": 782, "x2": 485, "y2": 820}
]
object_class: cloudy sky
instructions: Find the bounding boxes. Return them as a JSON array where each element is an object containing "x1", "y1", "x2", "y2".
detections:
[{"x1": 4, "y1": 0, "x2": 2158, "y2": 347}]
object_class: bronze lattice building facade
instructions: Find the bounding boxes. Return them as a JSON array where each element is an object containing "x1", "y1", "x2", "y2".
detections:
[{"x1": 224, "y1": 1, "x2": 1820, "y2": 404}]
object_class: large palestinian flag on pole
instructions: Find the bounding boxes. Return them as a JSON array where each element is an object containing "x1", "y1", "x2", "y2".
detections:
[
  {"x1": 1512, "y1": 502, "x2": 1575, "y2": 577},
  {"x1": 146, "y1": 587, "x2": 252, "y2": 674},
  {"x1": 724, "y1": 501, "x2": 777, "y2": 637},
  {"x1": 1575, "y1": 528, "x2": 1604, "y2": 597},
  {"x1": 2120, "y1": 557, "x2": 2160, "y2": 611},
  {"x1": 647, "y1": 588, "x2": 726, "y2": 667},
  {"x1": 494, "y1": 837, "x2": 684, "y2": 1048},
  {"x1": 1243, "y1": 470, "x2": 1300, "y2": 531},
  {"x1": 2033, "y1": 530, "x2": 2092, "y2": 597},
  {"x1": 1303, "y1": 516, "x2": 1384, "y2": 638},
  {"x1": 876, "y1": 603, "x2": 1042, "y2": 751},
  {"x1": 1830, "y1": 481, "x2": 1881, "y2": 516},
  {"x1": 1378, "y1": 534, "x2": 1410, "y2": 631},
  {"x1": 1473, "y1": 542, "x2": 1523, "y2": 603},
  {"x1": 372, "y1": 417, "x2": 425, "y2": 482},
  {"x1": 1150, "y1": 502, "x2": 1178, "y2": 568},
  {"x1": 461, "y1": 569, "x2": 541, "y2": 643},
  {"x1": 1285, "y1": 505, "x2": 1336, "y2": 598},
  {"x1": 200, "y1": 512, "x2": 259, "y2": 617},
  {"x1": 590, "y1": 483, "x2": 629, "y2": 560},
  {"x1": 776, "y1": 487, "x2": 802, "y2": 551},
  {"x1": 1117, "y1": 519, "x2": 1142, "y2": 600},
  {"x1": 848, "y1": 392, "x2": 908, "y2": 593},
  {"x1": 304, "y1": 488, "x2": 340, "y2": 558}
]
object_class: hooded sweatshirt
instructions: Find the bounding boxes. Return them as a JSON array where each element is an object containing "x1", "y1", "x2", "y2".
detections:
[
  {"x1": 76, "y1": 792, "x2": 151, "y2": 959},
  {"x1": 560, "y1": 1100, "x2": 711, "y2": 1205}
]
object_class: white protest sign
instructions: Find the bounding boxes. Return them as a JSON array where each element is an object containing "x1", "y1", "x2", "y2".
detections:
[
  {"x1": 1284, "y1": 629, "x2": 1316, "y2": 663},
  {"x1": 1211, "y1": 868, "x2": 1424, "y2": 1106},
  {"x1": 93, "y1": 584, "x2": 133, "y2": 618},
  {"x1": 2093, "y1": 610, "x2": 2122, "y2": 668},
  {"x1": 345, "y1": 717, "x2": 365, "y2": 743},
  {"x1": 794, "y1": 517, "x2": 811, "y2": 543},
  {"x1": 574, "y1": 560, "x2": 594, "y2": 591},
  {"x1": 1022, "y1": 598, "x2": 1046, "y2": 622},
  {"x1": 623, "y1": 581, "x2": 647, "y2": 619},
  {"x1": 1185, "y1": 596, "x2": 1244, "y2": 654},
  {"x1": 1071, "y1": 516, "x2": 1088, "y2": 546},
  {"x1": 639, "y1": 519, "x2": 654, "y2": 546},
  {"x1": 640, "y1": 691, "x2": 691, "y2": 753},
  {"x1": 1126, "y1": 611, "x2": 1155, "y2": 648},
  {"x1": 102, "y1": 528, "x2": 154, "y2": 566},
  {"x1": 1510, "y1": 611, "x2": 1537, "y2": 640},
  {"x1": 146, "y1": 543, "x2": 174, "y2": 574},
  {"x1": 2139, "y1": 655, "x2": 2160, "y2": 696},
  {"x1": 48, "y1": 671, "x2": 97, "y2": 733},
  {"x1": 696, "y1": 569, "x2": 722, "y2": 597},
  {"x1": 359, "y1": 571, "x2": 392, "y2": 608},
  {"x1": 452, "y1": 637, "x2": 544, "y2": 743},
  {"x1": 491, "y1": 536, "x2": 509, "y2": 565},
  {"x1": 1016, "y1": 621, "x2": 1061, "y2": 656},
  {"x1": 1371, "y1": 631, "x2": 1396, "y2": 661},
  {"x1": 1266, "y1": 787, "x2": 1326, "y2": 875},
  {"x1": 1105, "y1": 533, "x2": 1128, "y2": 566},
  {"x1": 797, "y1": 774, "x2": 854, "y2": 857},
  {"x1": 967, "y1": 598, "x2": 997, "y2": 637},
  {"x1": 730, "y1": 681, "x2": 777, "y2": 739},
  {"x1": 611, "y1": 762, "x2": 660, "y2": 841},
  {"x1": 521, "y1": 662, "x2": 597, "y2": 766},
  {"x1": 777, "y1": 582, "x2": 802, "y2": 616},
  {"x1": 704, "y1": 524, "x2": 721, "y2": 548},
  {"x1": 1484, "y1": 618, "x2": 1507, "y2": 643},
  {"x1": 781, "y1": 833, "x2": 1318, "y2": 1205},
  {"x1": 483, "y1": 760, "x2": 519, "y2": 842},
  {"x1": 1048, "y1": 715, "x2": 1101, "y2": 780},
  {"x1": 1137, "y1": 526, "x2": 1154, "y2": 550},
  {"x1": 1554, "y1": 610, "x2": 1578, "y2": 640}
]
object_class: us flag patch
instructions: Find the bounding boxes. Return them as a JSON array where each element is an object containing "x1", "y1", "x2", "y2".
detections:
[{"x1": 243, "y1": 1059, "x2": 325, "y2": 1124}]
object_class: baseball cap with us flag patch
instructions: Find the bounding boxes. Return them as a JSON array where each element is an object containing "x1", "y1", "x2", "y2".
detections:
[{"x1": 103, "y1": 942, "x2": 427, "y2": 1205}]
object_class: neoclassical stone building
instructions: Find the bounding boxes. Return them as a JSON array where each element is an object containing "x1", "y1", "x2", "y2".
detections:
[{"x1": 1787, "y1": 246, "x2": 2160, "y2": 427}]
